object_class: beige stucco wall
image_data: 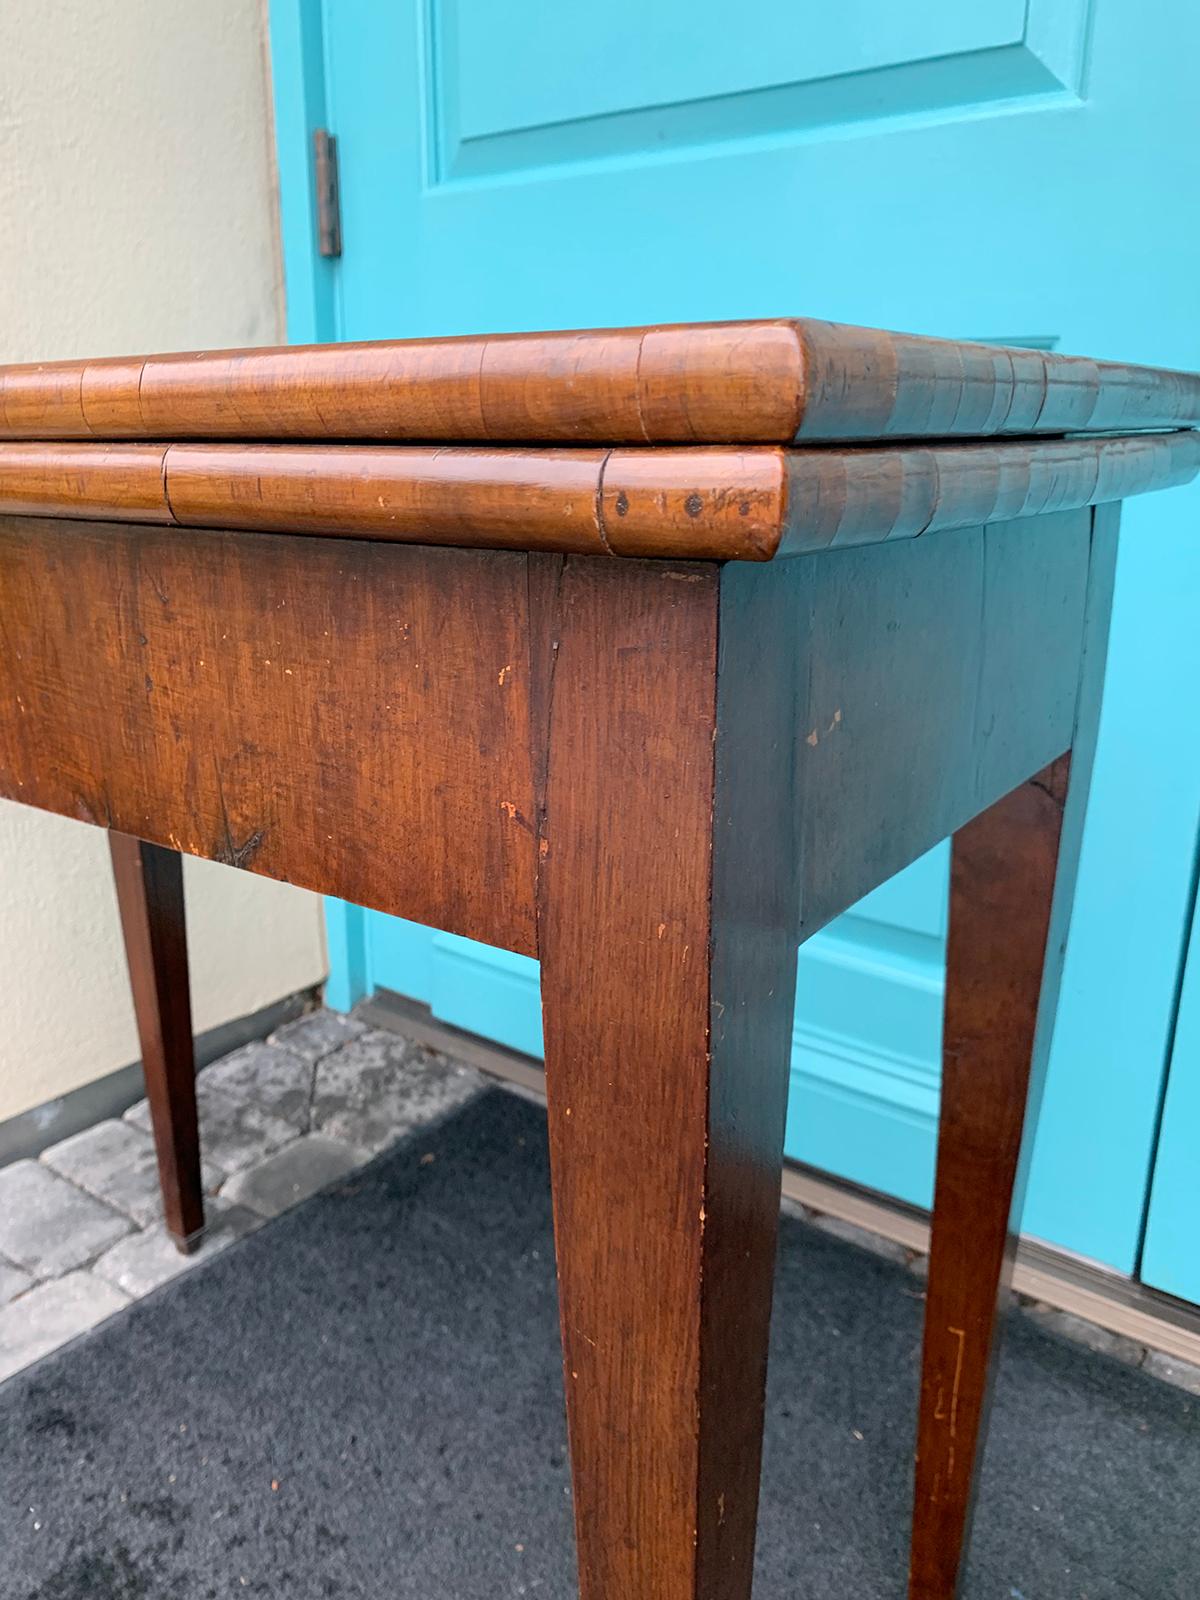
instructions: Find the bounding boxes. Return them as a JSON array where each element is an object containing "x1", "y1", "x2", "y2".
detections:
[{"x1": 0, "y1": 0, "x2": 328, "y2": 1121}]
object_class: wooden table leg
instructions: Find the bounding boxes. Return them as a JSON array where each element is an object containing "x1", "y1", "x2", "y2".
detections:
[
  {"x1": 909, "y1": 760, "x2": 1073, "y2": 1597},
  {"x1": 910, "y1": 504, "x2": 1119, "y2": 1598},
  {"x1": 537, "y1": 556, "x2": 799, "y2": 1600},
  {"x1": 109, "y1": 831, "x2": 204, "y2": 1253}
]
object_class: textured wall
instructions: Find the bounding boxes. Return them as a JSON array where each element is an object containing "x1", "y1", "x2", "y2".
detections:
[{"x1": 0, "y1": 0, "x2": 328, "y2": 1121}]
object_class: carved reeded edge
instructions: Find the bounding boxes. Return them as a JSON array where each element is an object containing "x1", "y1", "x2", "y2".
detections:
[
  {"x1": 777, "y1": 431, "x2": 1200, "y2": 554},
  {"x1": 0, "y1": 433, "x2": 1196, "y2": 562},
  {"x1": 1, "y1": 320, "x2": 1198, "y2": 444}
]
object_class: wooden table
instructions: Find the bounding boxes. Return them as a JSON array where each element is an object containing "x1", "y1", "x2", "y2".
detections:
[{"x1": 2, "y1": 320, "x2": 1198, "y2": 1598}]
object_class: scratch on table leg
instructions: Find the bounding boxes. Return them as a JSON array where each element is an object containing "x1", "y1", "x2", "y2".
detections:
[
  {"x1": 947, "y1": 1324, "x2": 966, "y2": 1479},
  {"x1": 948, "y1": 1326, "x2": 966, "y2": 1440}
]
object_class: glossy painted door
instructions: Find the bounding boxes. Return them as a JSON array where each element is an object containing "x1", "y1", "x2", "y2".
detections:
[{"x1": 271, "y1": 0, "x2": 1200, "y2": 1272}]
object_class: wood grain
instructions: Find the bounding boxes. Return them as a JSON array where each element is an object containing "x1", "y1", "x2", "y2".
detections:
[
  {"x1": 166, "y1": 444, "x2": 613, "y2": 553},
  {"x1": 108, "y1": 831, "x2": 204, "y2": 1250},
  {"x1": 0, "y1": 433, "x2": 1193, "y2": 561},
  {"x1": 2, "y1": 319, "x2": 1197, "y2": 443},
  {"x1": 0, "y1": 517, "x2": 540, "y2": 953},
  {"x1": 792, "y1": 320, "x2": 1200, "y2": 440},
  {"x1": 0, "y1": 503, "x2": 1099, "y2": 969},
  {"x1": 780, "y1": 509, "x2": 1092, "y2": 936},
  {"x1": 778, "y1": 430, "x2": 1200, "y2": 553},
  {"x1": 0, "y1": 325, "x2": 801, "y2": 444},
  {"x1": 909, "y1": 503, "x2": 1120, "y2": 1598},
  {"x1": 167, "y1": 442, "x2": 785, "y2": 561},
  {"x1": 537, "y1": 555, "x2": 800, "y2": 1599},
  {"x1": 0, "y1": 442, "x2": 170, "y2": 521},
  {"x1": 911, "y1": 763, "x2": 1071, "y2": 1599},
  {"x1": 533, "y1": 524, "x2": 1103, "y2": 1599}
]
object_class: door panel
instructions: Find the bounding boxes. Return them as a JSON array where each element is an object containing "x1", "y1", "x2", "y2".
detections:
[
  {"x1": 281, "y1": 0, "x2": 1200, "y2": 1270},
  {"x1": 431, "y1": 0, "x2": 1074, "y2": 180}
]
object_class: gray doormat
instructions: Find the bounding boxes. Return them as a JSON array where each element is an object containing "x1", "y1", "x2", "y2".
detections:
[{"x1": 2, "y1": 1087, "x2": 1196, "y2": 1598}]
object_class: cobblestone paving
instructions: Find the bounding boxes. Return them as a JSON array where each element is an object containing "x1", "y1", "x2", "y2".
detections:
[{"x1": 0, "y1": 1009, "x2": 483, "y2": 1382}]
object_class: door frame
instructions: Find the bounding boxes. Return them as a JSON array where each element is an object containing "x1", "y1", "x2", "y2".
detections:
[{"x1": 270, "y1": 0, "x2": 338, "y2": 346}]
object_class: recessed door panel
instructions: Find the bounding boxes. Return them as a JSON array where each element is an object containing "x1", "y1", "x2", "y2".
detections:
[{"x1": 428, "y1": 0, "x2": 1082, "y2": 179}]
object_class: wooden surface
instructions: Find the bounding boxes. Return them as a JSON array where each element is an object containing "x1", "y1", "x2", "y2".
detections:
[
  {"x1": 0, "y1": 503, "x2": 1095, "y2": 968},
  {"x1": 108, "y1": 833, "x2": 203, "y2": 1249},
  {"x1": 166, "y1": 442, "x2": 785, "y2": 561},
  {"x1": 3, "y1": 319, "x2": 1199, "y2": 443},
  {"x1": 537, "y1": 554, "x2": 800, "y2": 1599},
  {"x1": 777, "y1": 430, "x2": 1200, "y2": 554},
  {"x1": 911, "y1": 503, "x2": 1120, "y2": 1598},
  {"x1": 0, "y1": 443, "x2": 170, "y2": 523},
  {"x1": 0, "y1": 506, "x2": 1095, "y2": 959},
  {"x1": 0, "y1": 432, "x2": 1195, "y2": 561},
  {"x1": 0, "y1": 518, "x2": 541, "y2": 954},
  {"x1": 778, "y1": 509, "x2": 1092, "y2": 936},
  {"x1": 910, "y1": 762, "x2": 1071, "y2": 1598}
]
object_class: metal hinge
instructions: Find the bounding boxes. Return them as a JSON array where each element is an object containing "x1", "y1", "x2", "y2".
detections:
[{"x1": 313, "y1": 129, "x2": 342, "y2": 258}]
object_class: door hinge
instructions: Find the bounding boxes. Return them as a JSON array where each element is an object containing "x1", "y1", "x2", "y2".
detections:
[{"x1": 313, "y1": 128, "x2": 342, "y2": 259}]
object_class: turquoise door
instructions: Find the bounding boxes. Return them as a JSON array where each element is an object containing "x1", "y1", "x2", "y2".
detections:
[
  {"x1": 1141, "y1": 889, "x2": 1200, "y2": 1302},
  {"x1": 270, "y1": 0, "x2": 1200, "y2": 1278}
]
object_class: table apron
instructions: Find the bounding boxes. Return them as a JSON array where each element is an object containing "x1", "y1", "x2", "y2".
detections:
[{"x1": 0, "y1": 508, "x2": 1096, "y2": 954}]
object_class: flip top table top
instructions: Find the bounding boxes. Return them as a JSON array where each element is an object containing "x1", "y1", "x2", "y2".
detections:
[
  {"x1": 2, "y1": 318, "x2": 1199, "y2": 445},
  {"x1": 0, "y1": 319, "x2": 1197, "y2": 562}
]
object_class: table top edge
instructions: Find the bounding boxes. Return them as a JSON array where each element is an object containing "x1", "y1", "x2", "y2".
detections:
[
  {"x1": 0, "y1": 432, "x2": 1196, "y2": 562},
  {"x1": 2, "y1": 319, "x2": 1198, "y2": 448}
]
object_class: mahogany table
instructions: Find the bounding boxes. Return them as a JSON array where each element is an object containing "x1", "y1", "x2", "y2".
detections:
[{"x1": 1, "y1": 320, "x2": 1198, "y2": 1598}]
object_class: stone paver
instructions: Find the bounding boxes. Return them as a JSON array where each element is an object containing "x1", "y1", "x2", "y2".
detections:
[
  {"x1": 92, "y1": 1201, "x2": 262, "y2": 1298},
  {"x1": 270, "y1": 1008, "x2": 367, "y2": 1063},
  {"x1": 220, "y1": 1134, "x2": 370, "y2": 1219},
  {"x1": 198, "y1": 1041, "x2": 313, "y2": 1131},
  {"x1": 125, "y1": 1079, "x2": 297, "y2": 1177},
  {"x1": 311, "y1": 1029, "x2": 483, "y2": 1153},
  {"x1": 0, "y1": 1161, "x2": 132, "y2": 1279},
  {"x1": 0, "y1": 1272, "x2": 129, "y2": 1383},
  {"x1": 0, "y1": 1258, "x2": 33, "y2": 1306},
  {"x1": 40, "y1": 1119, "x2": 223, "y2": 1228}
]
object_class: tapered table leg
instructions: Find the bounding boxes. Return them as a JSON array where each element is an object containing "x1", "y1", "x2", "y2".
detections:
[
  {"x1": 910, "y1": 504, "x2": 1119, "y2": 1598},
  {"x1": 536, "y1": 556, "x2": 799, "y2": 1600},
  {"x1": 109, "y1": 831, "x2": 204, "y2": 1253},
  {"x1": 909, "y1": 760, "x2": 1072, "y2": 1597}
]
